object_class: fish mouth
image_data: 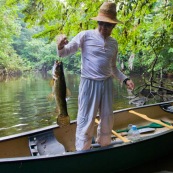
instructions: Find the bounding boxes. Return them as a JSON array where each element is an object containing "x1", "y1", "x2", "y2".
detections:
[
  {"x1": 57, "y1": 115, "x2": 70, "y2": 127},
  {"x1": 55, "y1": 60, "x2": 62, "y2": 64},
  {"x1": 52, "y1": 61, "x2": 62, "y2": 78}
]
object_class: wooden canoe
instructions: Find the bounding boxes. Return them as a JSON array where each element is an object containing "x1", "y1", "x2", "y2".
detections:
[{"x1": 0, "y1": 101, "x2": 173, "y2": 173}]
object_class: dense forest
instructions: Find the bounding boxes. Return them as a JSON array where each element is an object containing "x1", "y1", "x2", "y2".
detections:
[{"x1": 0, "y1": 0, "x2": 173, "y2": 77}]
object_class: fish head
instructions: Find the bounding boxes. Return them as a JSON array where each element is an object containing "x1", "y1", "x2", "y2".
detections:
[{"x1": 52, "y1": 61, "x2": 63, "y2": 79}]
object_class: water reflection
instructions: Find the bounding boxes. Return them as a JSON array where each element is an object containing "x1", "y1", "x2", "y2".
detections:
[
  {"x1": 0, "y1": 72, "x2": 172, "y2": 138},
  {"x1": 0, "y1": 73, "x2": 55, "y2": 137}
]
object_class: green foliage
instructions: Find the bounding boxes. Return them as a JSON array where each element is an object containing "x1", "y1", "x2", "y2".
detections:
[
  {"x1": 21, "y1": 0, "x2": 173, "y2": 73},
  {"x1": 0, "y1": 0, "x2": 27, "y2": 72},
  {"x1": 1, "y1": 0, "x2": 173, "y2": 75},
  {"x1": 114, "y1": 0, "x2": 173, "y2": 74},
  {"x1": 13, "y1": 30, "x2": 58, "y2": 70}
]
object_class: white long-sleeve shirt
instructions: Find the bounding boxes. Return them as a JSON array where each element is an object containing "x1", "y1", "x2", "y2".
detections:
[{"x1": 58, "y1": 29, "x2": 127, "y2": 81}]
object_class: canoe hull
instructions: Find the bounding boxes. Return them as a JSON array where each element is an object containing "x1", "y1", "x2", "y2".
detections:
[
  {"x1": 0, "y1": 101, "x2": 173, "y2": 173},
  {"x1": 1, "y1": 131, "x2": 173, "y2": 173}
]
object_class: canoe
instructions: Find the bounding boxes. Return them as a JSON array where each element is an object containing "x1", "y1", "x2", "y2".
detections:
[{"x1": 0, "y1": 101, "x2": 173, "y2": 173}]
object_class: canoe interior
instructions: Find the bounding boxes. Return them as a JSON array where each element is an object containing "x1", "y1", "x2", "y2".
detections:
[
  {"x1": 0, "y1": 101, "x2": 173, "y2": 159},
  {"x1": 0, "y1": 122, "x2": 76, "y2": 158},
  {"x1": 113, "y1": 102, "x2": 173, "y2": 130}
]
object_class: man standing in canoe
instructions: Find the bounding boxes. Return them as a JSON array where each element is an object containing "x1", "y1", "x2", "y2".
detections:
[{"x1": 57, "y1": 2, "x2": 134, "y2": 151}]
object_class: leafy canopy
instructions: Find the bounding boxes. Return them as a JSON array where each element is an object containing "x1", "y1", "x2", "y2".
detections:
[{"x1": 1, "y1": 0, "x2": 173, "y2": 74}]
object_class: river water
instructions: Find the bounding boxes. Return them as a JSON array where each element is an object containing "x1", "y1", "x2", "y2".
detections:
[
  {"x1": 0, "y1": 72, "x2": 173, "y2": 172},
  {"x1": 0, "y1": 71, "x2": 136, "y2": 137}
]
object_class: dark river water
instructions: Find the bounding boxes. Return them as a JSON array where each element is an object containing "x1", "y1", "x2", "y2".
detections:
[{"x1": 0, "y1": 72, "x2": 173, "y2": 173}]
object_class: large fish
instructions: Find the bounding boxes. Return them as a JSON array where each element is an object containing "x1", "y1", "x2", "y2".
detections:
[{"x1": 52, "y1": 61, "x2": 70, "y2": 127}]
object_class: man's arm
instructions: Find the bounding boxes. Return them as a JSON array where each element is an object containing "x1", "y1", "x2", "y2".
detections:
[{"x1": 56, "y1": 31, "x2": 85, "y2": 57}]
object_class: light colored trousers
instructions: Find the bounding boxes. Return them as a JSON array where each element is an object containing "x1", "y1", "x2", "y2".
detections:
[{"x1": 76, "y1": 77, "x2": 114, "y2": 151}]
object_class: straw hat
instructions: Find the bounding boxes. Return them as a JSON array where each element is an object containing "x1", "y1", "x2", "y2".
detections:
[{"x1": 91, "y1": 2, "x2": 122, "y2": 24}]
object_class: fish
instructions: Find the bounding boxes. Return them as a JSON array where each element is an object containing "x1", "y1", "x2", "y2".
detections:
[{"x1": 52, "y1": 61, "x2": 70, "y2": 127}]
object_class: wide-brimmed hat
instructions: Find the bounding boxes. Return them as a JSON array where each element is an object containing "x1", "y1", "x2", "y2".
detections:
[{"x1": 91, "y1": 2, "x2": 123, "y2": 24}]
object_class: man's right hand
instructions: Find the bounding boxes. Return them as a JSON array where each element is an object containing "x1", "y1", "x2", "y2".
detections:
[{"x1": 57, "y1": 34, "x2": 68, "y2": 50}]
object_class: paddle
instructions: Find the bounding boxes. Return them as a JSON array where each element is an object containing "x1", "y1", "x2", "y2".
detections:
[
  {"x1": 116, "y1": 122, "x2": 163, "y2": 133},
  {"x1": 95, "y1": 119, "x2": 130, "y2": 143},
  {"x1": 129, "y1": 110, "x2": 173, "y2": 129}
]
